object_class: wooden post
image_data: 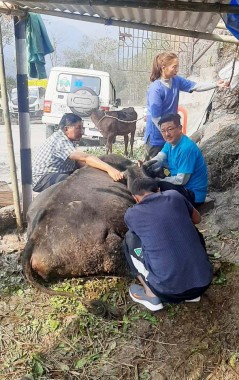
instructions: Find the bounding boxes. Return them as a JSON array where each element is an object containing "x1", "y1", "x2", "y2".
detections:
[{"x1": 0, "y1": 17, "x2": 23, "y2": 230}]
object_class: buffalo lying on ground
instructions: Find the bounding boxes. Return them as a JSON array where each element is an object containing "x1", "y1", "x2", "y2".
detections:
[{"x1": 22, "y1": 155, "x2": 144, "y2": 294}]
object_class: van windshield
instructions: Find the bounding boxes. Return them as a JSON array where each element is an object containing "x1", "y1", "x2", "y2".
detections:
[{"x1": 57, "y1": 74, "x2": 101, "y2": 95}]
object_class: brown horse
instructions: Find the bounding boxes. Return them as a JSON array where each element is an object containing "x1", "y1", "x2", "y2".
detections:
[{"x1": 91, "y1": 107, "x2": 137, "y2": 156}]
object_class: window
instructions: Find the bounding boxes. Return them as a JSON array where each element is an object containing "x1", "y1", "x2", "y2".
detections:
[{"x1": 57, "y1": 73, "x2": 101, "y2": 95}]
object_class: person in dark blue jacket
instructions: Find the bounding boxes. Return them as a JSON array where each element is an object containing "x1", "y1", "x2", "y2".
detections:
[
  {"x1": 144, "y1": 51, "x2": 229, "y2": 160},
  {"x1": 123, "y1": 177, "x2": 213, "y2": 312}
]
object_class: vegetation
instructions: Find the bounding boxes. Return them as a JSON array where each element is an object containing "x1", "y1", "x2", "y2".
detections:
[{"x1": 0, "y1": 15, "x2": 13, "y2": 47}]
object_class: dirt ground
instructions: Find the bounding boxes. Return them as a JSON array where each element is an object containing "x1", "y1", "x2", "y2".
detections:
[{"x1": 0, "y1": 227, "x2": 239, "y2": 380}]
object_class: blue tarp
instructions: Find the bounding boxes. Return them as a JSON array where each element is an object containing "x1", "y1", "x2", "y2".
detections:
[
  {"x1": 222, "y1": 0, "x2": 239, "y2": 41},
  {"x1": 26, "y1": 13, "x2": 54, "y2": 79}
]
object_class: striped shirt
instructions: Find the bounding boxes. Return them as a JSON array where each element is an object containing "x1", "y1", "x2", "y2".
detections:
[{"x1": 32, "y1": 130, "x2": 77, "y2": 187}]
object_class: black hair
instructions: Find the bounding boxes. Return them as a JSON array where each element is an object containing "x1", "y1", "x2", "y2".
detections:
[
  {"x1": 59, "y1": 113, "x2": 82, "y2": 130},
  {"x1": 130, "y1": 178, "x2": 159, "y2": 196},
  {"x1": 159, "y1": 113, "x2": 181, "y2": 127}
]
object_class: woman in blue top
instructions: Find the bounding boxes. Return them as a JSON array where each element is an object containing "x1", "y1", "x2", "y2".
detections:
[{"x1": 144, "y1": 52, "x2": 229, "y2": 160}]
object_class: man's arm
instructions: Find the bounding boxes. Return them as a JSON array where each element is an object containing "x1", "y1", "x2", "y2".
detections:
[
  {"x1": 152, "y1": 116, "x2": 161, "y2": 130},
  {"x1": 191, "y1": 207, "x2": 201, "y2": 224},
  {"x1": 158, "y1": 172, "x2": 191, "y2": 185},
  {"x1": 152, "y1": 151, "x2": 167, "y2": 166},
  {"x1": 141, "y1": 152, "x2": 167, "y2": 177},
  {"x1": 69, "y1": 150, "x2": 124, "y2": 181}
]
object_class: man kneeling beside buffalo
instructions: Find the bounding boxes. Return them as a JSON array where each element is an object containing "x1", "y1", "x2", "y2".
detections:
[
  {"x1": 32, "y1": 113, "x2": 124, "y2": 192},
  {"x1": 142, "y1": 113, "x2": 208, "y2": 208},
  {"x1": 123, "y1": 178, "x2": 213, "y2": 311}
]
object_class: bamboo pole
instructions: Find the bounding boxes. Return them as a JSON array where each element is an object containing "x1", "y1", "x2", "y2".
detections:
[{"x1": 0, "y1": 17, "x2": 23, "y2": 230}]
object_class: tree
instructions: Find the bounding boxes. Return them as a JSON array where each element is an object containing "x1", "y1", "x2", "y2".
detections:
[
  {"x1": 6, "y1": 76, "x2": 16, "y2": 94},
  {"x1": 64, "y1": 36, "x2": 128, "y2": 99},
  {"x1": 0, "y1": 15, "x2": 14, "y2": 47}
]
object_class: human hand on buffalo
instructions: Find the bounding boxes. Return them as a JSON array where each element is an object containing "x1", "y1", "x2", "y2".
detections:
[
  {"x1": 141, "y1": 160, "x2": 166, "y2": 179},
  {"x1": 107, "y1": 167, "x2": 125, "y2": 181}
]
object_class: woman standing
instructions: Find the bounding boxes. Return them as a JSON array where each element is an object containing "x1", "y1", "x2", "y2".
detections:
[{"x1": 144, "y1": 52, "x2": 228, "y2": 160}]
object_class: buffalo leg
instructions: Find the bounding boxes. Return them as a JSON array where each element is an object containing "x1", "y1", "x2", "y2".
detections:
[
  {"x1": 106, "y1": 134, "x2": 115, "y2": 155},
  {"x1": 130, "y1": 127, "x2": 136, "y2": 157},
  {"x1": 124, "y1": 134, "x2": 129, "y2": 156}
]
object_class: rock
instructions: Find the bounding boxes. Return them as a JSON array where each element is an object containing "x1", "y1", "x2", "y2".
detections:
[
  {"x1": 200, "y1": 124, "x2": 239, "y2": 192},
  {"x1": 0, "y1": 205, "x2": 16, "y2": 232}
]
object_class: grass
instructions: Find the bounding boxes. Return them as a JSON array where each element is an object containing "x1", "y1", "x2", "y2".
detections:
[
  {"x1": 1, "y1": 261, "x2": 238, "y2": 379},
  {"x1": 84, "y1": 141, "x2": 145, "y2": 161}
]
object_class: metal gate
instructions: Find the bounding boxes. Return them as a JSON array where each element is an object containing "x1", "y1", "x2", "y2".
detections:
[{"x1": 118, "y1": 27, "x2": 194, "y2": 76}]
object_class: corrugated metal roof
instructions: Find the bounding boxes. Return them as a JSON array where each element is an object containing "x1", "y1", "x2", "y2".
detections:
[{"x1": 2, "y1": 1, "x2": 231, "y2": 34}]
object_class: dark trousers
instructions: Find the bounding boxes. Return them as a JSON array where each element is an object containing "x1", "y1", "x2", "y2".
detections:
[
  {"x1": 33, "y1": 172, "x2": 71, "y2": 192},
  {"x1": 123, "y1": 231, "x2": 210, "y2": 303},
  {"x1": 144, "y1": 136, "x2": 164, "y2": 161},
  {"x1": 158, "y1": 181, "x2": 204, "y2": 209}
]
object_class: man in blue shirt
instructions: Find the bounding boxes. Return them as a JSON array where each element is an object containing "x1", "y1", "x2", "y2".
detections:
[
  {"x1": 143, "y1": 113, "x2": 208, "y2": 206},
  {"x1": 123, "y1": 177, "x2": 213, "y2": 311}
]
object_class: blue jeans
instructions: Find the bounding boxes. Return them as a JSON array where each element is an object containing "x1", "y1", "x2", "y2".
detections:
[{"x1": 33, "y1": 172, "x2": 71, "y2": 192}]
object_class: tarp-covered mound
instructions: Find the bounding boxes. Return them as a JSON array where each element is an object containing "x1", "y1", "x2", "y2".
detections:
[{"x1": 199, "y1": 124, "x2": 239, "y2": 263}]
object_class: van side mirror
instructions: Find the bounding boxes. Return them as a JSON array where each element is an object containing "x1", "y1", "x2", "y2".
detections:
[{"x1": 115, "y1": 98, "x2": 121, "y2": 107}]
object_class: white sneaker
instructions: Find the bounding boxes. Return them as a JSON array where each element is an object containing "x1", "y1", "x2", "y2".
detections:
[
  {"x1": 185, "y1": 296, "x2": 201, "y2": 303},
  {"x1": 129, "y1": 284, "x2": 164, "y2": 311}
]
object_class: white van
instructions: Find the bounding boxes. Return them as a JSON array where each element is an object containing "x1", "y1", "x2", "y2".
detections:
[
  {"x1": 10, "y1": 86, "x2": 45, "y2": 118},
  {"x1": 42, "y1": 67, "x2": 121, "y2": 140}
]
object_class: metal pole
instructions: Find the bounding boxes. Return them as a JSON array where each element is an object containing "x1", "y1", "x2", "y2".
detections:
[
  {"x1": 14, "y1": 16, "x2": 32, "y2": 221},
  {"x1": 0, "y1": 17, "x2": 23, "y2": 230},
  {"x1": 192, "y1": 41, "x2": 215, "y2": 66}
]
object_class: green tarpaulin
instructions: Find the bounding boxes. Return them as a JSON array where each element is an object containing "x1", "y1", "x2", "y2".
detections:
[{"x1": 26, "y1": 13, "x2": 54, "y2": 79}]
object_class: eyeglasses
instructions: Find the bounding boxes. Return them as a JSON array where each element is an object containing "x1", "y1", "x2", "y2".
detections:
[
  {"x1": 160, "y1": 126, "x2": 178, "y2": 134},
  {"x1": 69, "y1": 123, "x2": 84, "y2": 131}
]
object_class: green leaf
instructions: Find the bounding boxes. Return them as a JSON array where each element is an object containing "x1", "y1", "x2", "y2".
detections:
[
  {"x1": 33, "y1": 361, "x2": 44, "y2": 377},
  {"x1": 213, "y1": 251, "x2": 222, "y2": 259},
  {"x1": 75, "y1": 357, "x2": 87, "y2": 369},
  {"x1": 229, "y1": 352, "x2": 238, "y2": 367},
  {"x1": 48, "y1": 319, "x2": 60, "y2": 331}
]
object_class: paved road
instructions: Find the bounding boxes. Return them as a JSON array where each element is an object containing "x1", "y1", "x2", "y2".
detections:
[{"x1": 0, "y1": 122, "x2": 46, "y2": 184}]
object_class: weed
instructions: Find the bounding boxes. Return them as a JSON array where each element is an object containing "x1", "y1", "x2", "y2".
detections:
[{"x1": 213, "y1": 271, "x2": 227, "y2": 285}]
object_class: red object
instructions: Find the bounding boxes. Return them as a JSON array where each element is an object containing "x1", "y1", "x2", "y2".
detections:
[
  {"x1": 100, "y1": 106, "x2": 110, "y2": 111},
  {"x1": 177, "y1": 106, "x2": 187, "y2": 135},
  {"x1": 44, "y1": 100, "x2": 52, "y2": 113}
]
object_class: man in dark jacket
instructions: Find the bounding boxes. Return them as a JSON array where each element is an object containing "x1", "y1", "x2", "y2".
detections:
[{"x1": 123, "y1": 177, "x2": 213, "y2": 311}]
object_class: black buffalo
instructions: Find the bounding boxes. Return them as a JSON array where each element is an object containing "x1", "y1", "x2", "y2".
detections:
[{"x1": 22, "y1": 155, "x2": 145, "y2": 295}]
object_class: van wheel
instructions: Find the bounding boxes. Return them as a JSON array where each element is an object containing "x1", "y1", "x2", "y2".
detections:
[{"x1": 46, "y1": 125, "x2": 56, "y2": 138}]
